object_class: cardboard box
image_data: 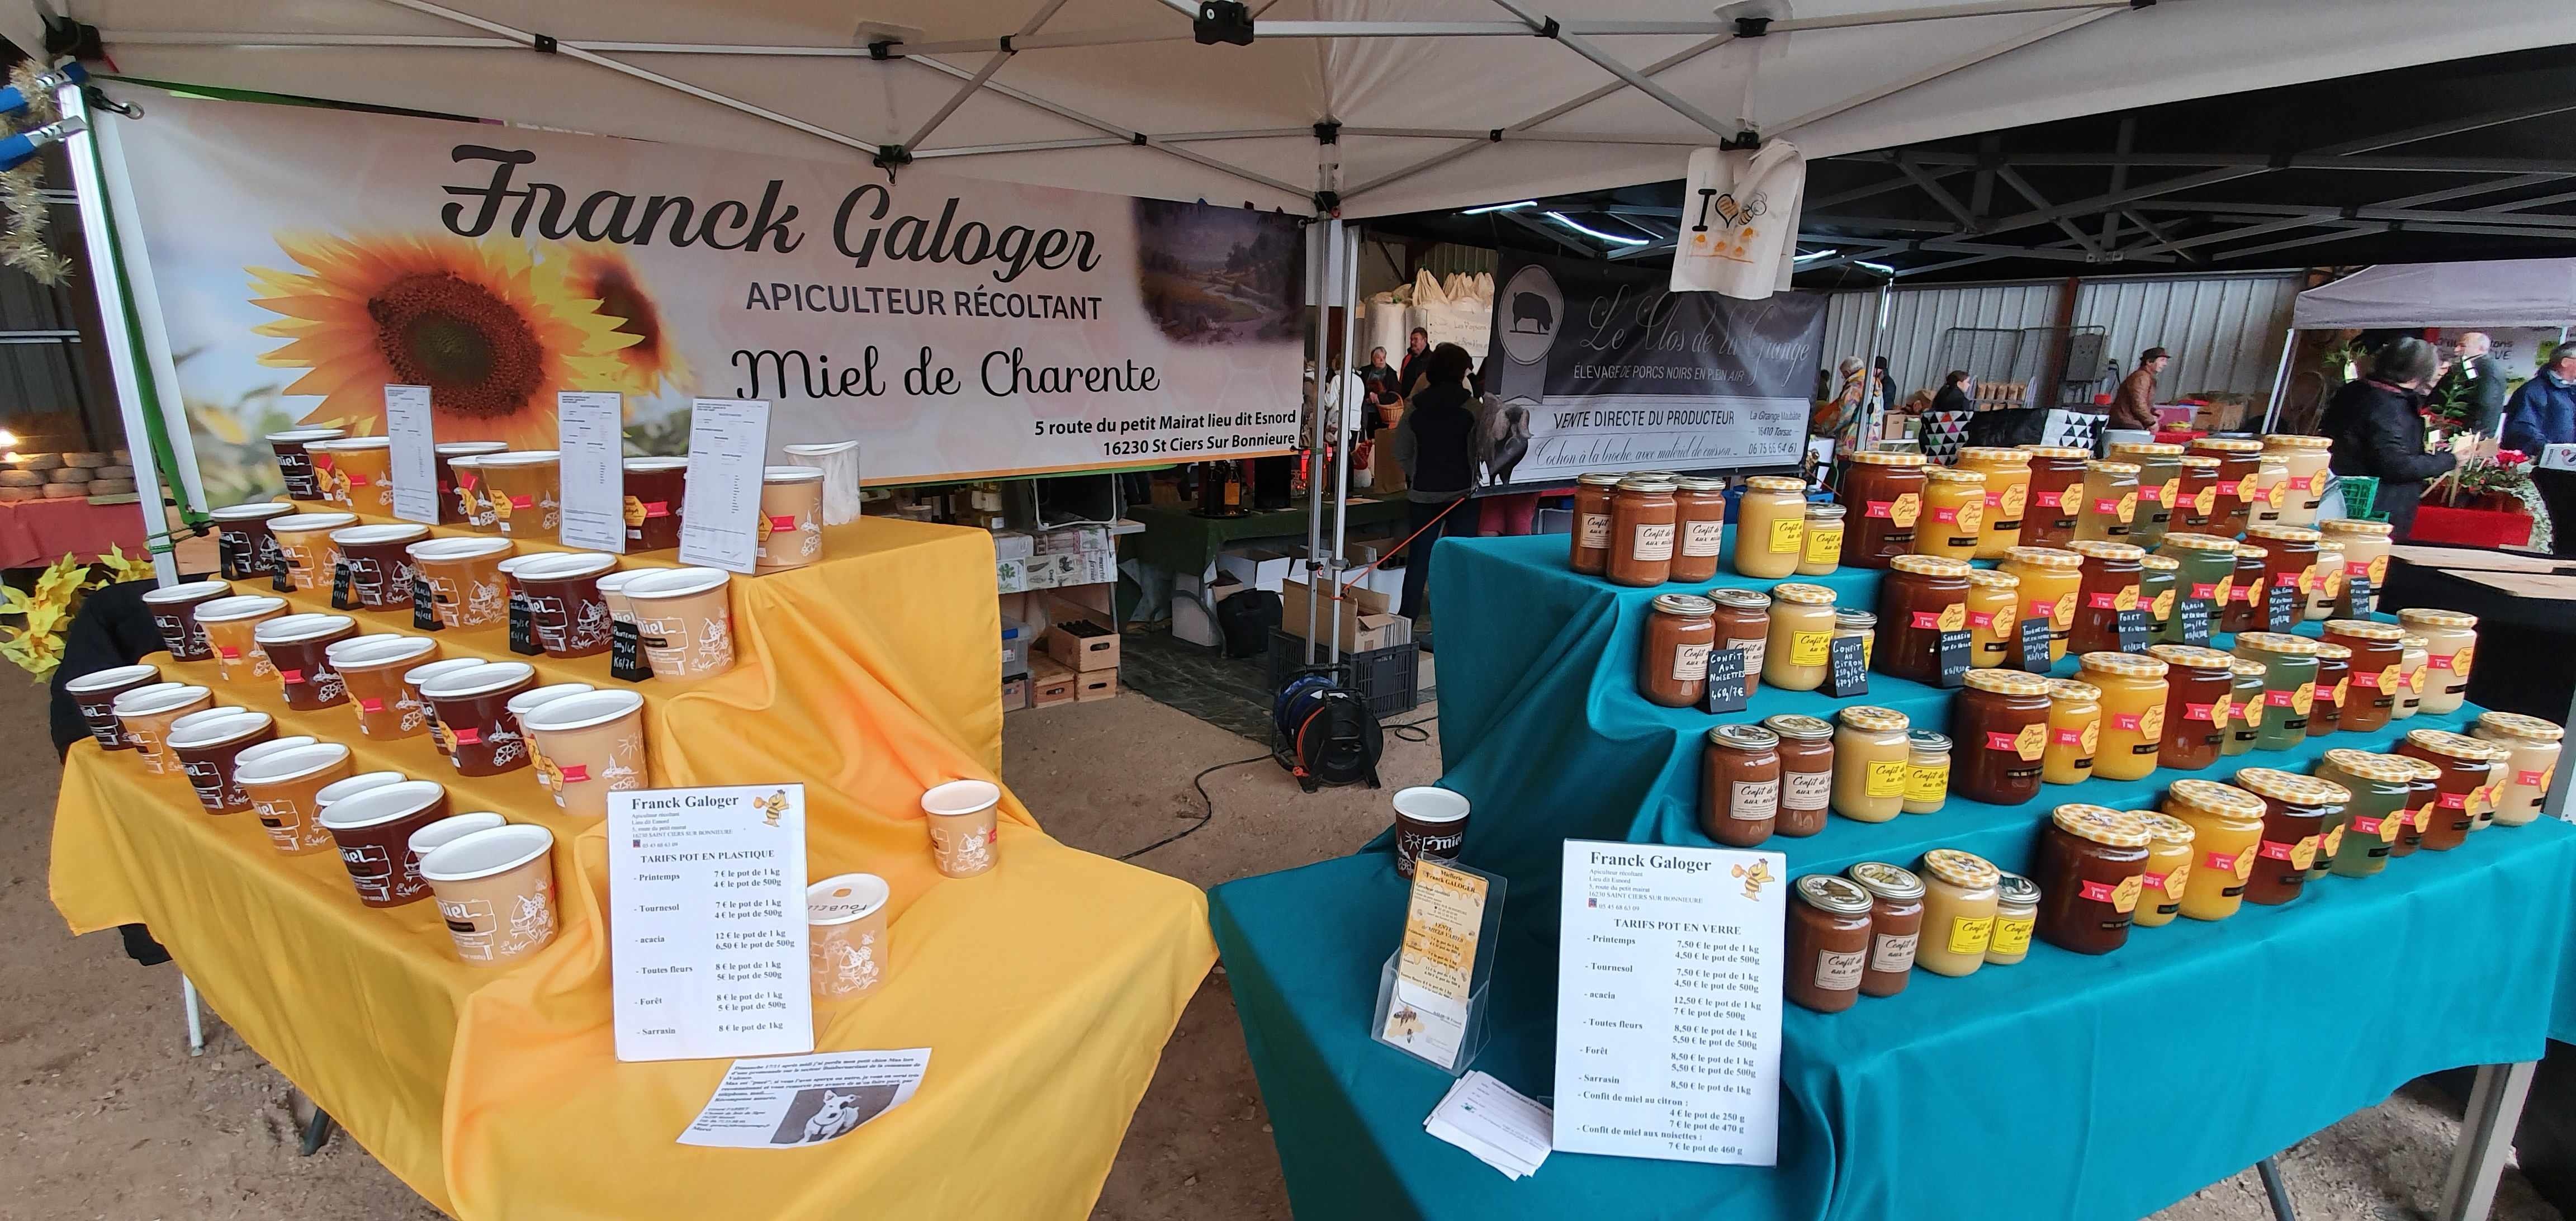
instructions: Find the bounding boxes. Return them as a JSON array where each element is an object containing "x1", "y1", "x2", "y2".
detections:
[
  {"x1": 1022, "y1": 553, "x2": 1061, "y2": 590},
  {"x1": 991, "y1": 529, "x2": 1035, "y2": 562},
  {"x1": 1073, "y1": 668, "x2": 1119, "y2": 702},
  {"x1": 1043, "y1": 617, "x2": 1121, "y2": 672},
  {"x1": 1036, "y1": 524, "x2": 1111, "y2": 556},
  {"x1": 1073, "y1": 549, "x2": 1116, "y2": 586},
  {"x1": 1173, "y1": 595, "x2": 1222, "y2": 648},
  {"x1": 1356, "y1": 612, "x2": 1412, "y2": 652},
  {"x1": 1000, "y1": 676, "x2": 1027, "y2": 711},
  {"x1": 1029, "y1": 660, "x2": 1078, "y2": 708},
  {"x1": 1280, "y1": 575, "x2": 1394, "y2": 648},
  {"x1": 1218, "y1": 547, "x2": 1293, "y2": 593}
]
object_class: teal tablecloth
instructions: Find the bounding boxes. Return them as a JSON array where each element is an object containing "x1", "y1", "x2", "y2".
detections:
[{"x1": 1209, "y1": 531, "x2": 2576, "y2": 1221}]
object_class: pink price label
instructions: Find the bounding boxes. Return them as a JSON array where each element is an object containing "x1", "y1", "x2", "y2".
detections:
[
  {"x1": 2036, "y1": 490, "x2": 2065, "y2": 508},
  {"x1": 2439, "y1": 791, "x2": 2467, "y2": 809},
  {"x1": 560, "y1": 763, "x2": 590, "y2": 782},
  {"x1": 2028, "y1": 599, "x2": 2056, "y2": 618},
  {"x1": 278, "y1": 668, "x2": 304, "y2": 684},
  {"x1": 2087, "y1": 592, "x2": 2118, "y2": 609},
  {"x1": 2351, "y1": 815, "x2": 2385, "y2": 834},
  {"x1": 1985, "y1": 731, "x2": 2020, "y2": 751},
  {"x1": 2053, "y1": 727, "x2": 2083, "y2": 745},
  {"x1": 2347, "y1": 560, "x2": 2371, "y2": 576},
  {"x1": 1985, "y1": 491, "x2": 2004, "y2": 507},
  {"x1": 1910, "y1": 611, "x2": 1942, "y2": 629},
  {"x1": 2139, "y1": 485, "x2": 2162, "y2": 503},
  {"x1": 2265, "y1": 690, "x2": 2297, "y2": 707},
  {"x1": 2354, "y1": 671, "x2": 2380, "y2": 689},
  {"x1": 768, "y1": 513, "x2": 799, "y2": 529},
  {"x1": 358, "y1": 697, "x2": 384, "y2": 712},
  {"x1": 2191, "y1": 583, "x2": 2218, "y2": 598},
  {"x1": 641, "y1": 500, "x2": 670, "y2": 517},
  {"x1": 2113, "y1": 712, "x2": 2143, "y2": 731},
  {"x1": 1969, "y1": 610, "x2": 1996, "y2": 629},
  {"x1": 452, "y1": 727, "x2": 482, "y2": 745},
  {"x1": 2092, "y1": 497, "x2": 2120, "y2": 514},
  {"x1": 2185, "y1": 702, "x2": 2217, "y2": 722},
  {"x1": 2257, "y1": 840, "x2": 2299, "y2": 860},
  {"x1": 2518, "y1": 769, "x2": 2548, "y2": 787},
  {"x1": 2078, "y1": 879, "x2": 2120, "y2": 902},
  {"x1": 2429, "y1": 655, "x2": 2456, "y2": 671},
  {"x1": 1933, "y1": 506, "x2": 1959, "y2": 523},
  {"x1": 1865, "y1": 500, "x2": 1897, "y2": 519},
  {"x1": 2206, "y1": 849, "x2": 2241, "y2": 871}
]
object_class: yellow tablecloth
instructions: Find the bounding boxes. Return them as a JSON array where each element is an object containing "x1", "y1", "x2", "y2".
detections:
[{"x1": 51, "y1": 517, "x2": 1214, "y2": 1219}]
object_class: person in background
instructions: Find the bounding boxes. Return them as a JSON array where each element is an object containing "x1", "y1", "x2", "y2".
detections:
[
  {"x1": 1390, "y1": 342, "x2": 1478, "y2": 628},
  {"x1": 2442, "y1": 332, "x2": 2508, "y2": 437},
  {"x1": 1357, "y1": 345, "x2": 1400, "y2": 437},
  {"x1": 1870, "y1": 358, "x2": 1897, "y2": 420},
  {"x1": 2501, "y1": 341, "x2": 2576, "y2": 455},
  {"x1": 2322, "y1": 337, "x2": 2454, "y2": 539},
  {"x1": 1397, "y1": 328, "x2": 1432, "y2": 397},
  {"x1": 2109, "y1": 347, "x2": 2168, "y2": 433},
  {"x1": 1931, "y1": 370, "x2": 1974, "y2": 416}
]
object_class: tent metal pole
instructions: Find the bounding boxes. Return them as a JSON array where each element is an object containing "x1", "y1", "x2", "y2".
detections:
[
  {"x1": 56, "y1": 84, "x2": 180, "y2": 585},
  {"x1": 1770, "y1": 6, "x2": 2119, "y2": 138},
  {"x1": 2262, "y1": 327, "x2": 2300, "y2": 433},
  {"x1": 913, "y1": 127, "x2": 1316, "y2": 159},
  {"x1": 900, "y1": 0, "x2": 1073, "y2": 152},
  {"x1": 1324, "y1": 216, "x2": 1351, "y2": 666},
  {"x1": 1304, "y1": 226, "x2": 1327, "y2": 669},
  {"x1": 899, "y1": 55, "x2": 1309, "y2": 199},
  {"x1": 1486, "y1": 0, "x2": 1735, "y2": 138}
]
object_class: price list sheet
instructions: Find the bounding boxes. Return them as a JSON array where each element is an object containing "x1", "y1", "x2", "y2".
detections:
[
  {"x1": 1553, "y1": 840, "x2": 1786, "y2": 1166},
  {"x1": 609, "y1": 784, "x2": 812, "y2": 1062},
  {"x1": 676, "y1": 397, "x2": 772, "y2": 574}
]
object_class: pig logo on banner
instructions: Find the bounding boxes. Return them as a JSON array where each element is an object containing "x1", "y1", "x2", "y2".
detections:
[{"x1": 1497, "y1": 264, "x2": 1562, "y2": 366}]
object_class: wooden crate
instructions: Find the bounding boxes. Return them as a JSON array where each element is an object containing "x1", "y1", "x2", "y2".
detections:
[
  {"x1": 1029, "y1": 660, "x2": 1079, "y2": 708},
  {"x1": 1073, "y1": 667, "x2": 1119, "y2": 703}
]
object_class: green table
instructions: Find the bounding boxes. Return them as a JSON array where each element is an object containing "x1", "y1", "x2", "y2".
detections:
[{"x1": 1127, "y1": 499, "x2": 1410, "y2": 578}]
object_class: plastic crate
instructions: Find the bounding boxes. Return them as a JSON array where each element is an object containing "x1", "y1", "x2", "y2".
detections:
[
  {"x1": 1266, "y1": 628, "x2": 1422, "y2": 721},
  {"x1": 2334, "y1": 475, "x2": 2380, "y2": 522}
]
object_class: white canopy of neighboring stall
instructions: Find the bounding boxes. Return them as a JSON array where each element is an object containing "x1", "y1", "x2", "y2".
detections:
[
  {"x1": 29, "y1": 0, "x2": 2576, "y2": 218},
  {"x1": 2290, "y1": 259, "x2": 2576, "y2": 331}
]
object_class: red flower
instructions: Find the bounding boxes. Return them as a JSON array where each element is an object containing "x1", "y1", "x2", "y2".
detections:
[{"x1": 2498, "y1": 449, "x2": 2531, "y2": 466}]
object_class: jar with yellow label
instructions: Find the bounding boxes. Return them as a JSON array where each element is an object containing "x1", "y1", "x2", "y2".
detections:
[
  {"x1": 2223, "y1": 543, "x2": 2269, "y2": 635},
  {"x1": 2020, "y1": 446, "x2": 2092, "y2": 548},
  {"x1": 2250, "y1": 455, "x2": 2291, "y2": 528},
  {"x1": 1950, "y1": 669, "x2": 2050, "y2": 804},
  {"x1": 2263, "y1": 434, "x2": 2335, "y2": 526},
  {"x1": 2190, "y1": 437, "x2": 2265, "y2": 536},
  {"x1": 2147, "y1": 643, "x2": 2235, "y2": 771},
  {"x1": 2233, "y1": 631, "x2": 2322, "y2": 750},
  {"x1": 2397, "y1": 728, "x2": 2507, "y2": 851},
  {"x1": 1903, "y1": 730, "x2": 1952, "y2": 814},
  {"x1": 2320, "y1": 624, "x2": 2401, "y2": 737},
  {"x1": 2034, "y1": 804, "x2": 2151, "y2": 954},
  {"x1": 2176, "y1": 455, "x2": 2222, "y2": 532},
  {"x1": 2074, "y1": 460, "x2": 2141, "y2": 542},
  {"x1": 1731, "y1": 475, "x2": 1807, "y2": 580},
  {"x1": 1915, "y1": 467, "x2": 1989, "y2": 561},
  {"x1": 2318, "y1": 518, "x2": 2393, "y2": 614},
  {"x1": 1570, "y1": 472, "x2": 1622, "y2": 574},
  {"x1": 2132, "y1": 812, "x2": 2196, "y2": 928},
  {"x1": 1798, "y1": 502, "x2": 1845, "y2": 577},
  {"x1": 2078, "y1": 651, "x2": 2170, "y2": 781},
  {"x1": 2224, "y1": 659, "x2": 2267, "y2": 756},
  {"x1": 1670, "y1": 477, "x2": 1730, "y2": 583},
  {"x1": 2304, "y1": 541, "x2": 2345, "y2": 622},
  {"x1": 2474, "y1": 711, "x2": 2561, "y2": 827},
  {"x1": 2319, "y1": 749, "x2": 2415, "y2": 877},
  {"x1": 2233, "y1": 767, "x2": 2349, "y2": 905},
  {"x1": 2066, "y1": 540, "x2": 2145, "y2": 656},
  {"x1": 2162, "y1": 779, "x2": 2269, "y2": 921},
  {"x1": 1964, "y1": 569, "x2": 2020, "y2": 668},
  {"x1": 1763, "y1": 582, "x2": 1840, "y2": 692},
  {"x1": 2396, "y1": 608, "x2": 2478, "y2": 715},
  {"x1": 2156, "y1": 532, "x2": 2239, "y2": 643},
  {"x1": 1914, "y1": 849, "x2": 2000, "y2": 977},
  {"x1": 2001, "y1": 546, "x2": 2083, "y2": 664},
  {"x1": 1985, "y1": 872, "x2": 2041, "y2": 966},
  {"x1": 1832, "y1": 706, "x2": 1912, "y2": 823},
  {"x1": 1834, "y1": 609, "x2": 1877, "y2": 672},
  {"x1": 1838, "y1": 449, "x2": 1928, "y2": 569},
  {"x1": 2108, "y1": 442, "x2": 2185, "y2": 547},
  {"x1": 1874, "y1": 555, "x2": 1972, "y2": 685},
  {"x1": 2043, "y1": 679, "x2": 2103, "y2": 784},
  {"x1": 2139, "y1": 553, "x2": 2179, "y2": 640},
  {"x1": 1956, "y1": 447, "x2": 2033, "y2": 557},
  {"x1": 2394, "y1": 633, "x2": 2430, "y2": 721}
]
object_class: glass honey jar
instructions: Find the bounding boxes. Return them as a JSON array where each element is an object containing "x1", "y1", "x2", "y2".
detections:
[
  {"x1": 1670, "y1": 476, "x2": 1730, "y2": 583},
  {"x1": 1915, "y1": 467, "x2": 1988, "y2": 561},
  {"x1": 2318, "y1": 749, "x2": 2414, "y2": 878},
  {"x1": 1569, "y1": 471, "x2": 1622, "y2": 575},
  {"x1": 1731, "y1": 475, "x2": 1807, "y2": 580},
  {"x1": 1838, "y1": 450, "x2": 1928, "y2": 570},
  {"x1": 1874, "y1": 555, "x2": 1971, "y2": 686},
  {"x1": 1963, "y1": 569, "x2": 2020, "y2": 669},
  {"x1": 2132, "y1": 812, "x2": 2196, "y2": 929},
  {"x1": 2175, "y1": 455, "x2": 2222, "y2": 532},
  {"x1": 1763, "y1": 583, "x2": 1840, "y2": 693},
  {"x1": 2073, "y1": 460, "x2": 2140, "y2": 543},
  {"x1": 1914, "y1": 849, "x2": 2000, "y2": 978},
  {"x1": 2223, "y1": 543, "x2": 2269, "y2": 635},
  {"x1": 1606, "y1": 477, "x2": 1679, "y2": 587},
  {"x1": 2019, "y1": 446, "x2": 2092, "y2": 548},
  {"x1": 1955, "y1": 446, "x2": 2033, "y2": 559},
  {"x1": 2033, "y1": 804, "x2": 2151, "y2": 955},
  {"x1": 2107, "y1": 442, "x2": 2184, "y2": 547},
  {"x1": 1798, "y1": 502, "x2": 1846, "y2": 577},
  {"x1": 2078, "y1": 651, "x2": 2169, "y2": 782},
  {"x1": 2396, "y1": 608, "x2": 2478, "y2": 716},
  {"x1": 2066, "y1": 540, "x2": 2144, "y2": 656},
  {"x1": 1832, "y1": 706, "x2": 1912, "y2": 824},
  {"x1": 2162, "y1": 779, "x2": 2269, "y2": 922},
  {"x1": 2001, "y1": 546, "x2": 2083, "y2": 664},
  {"x1": 2189, "y1": 437, "x2": 2264, "y2": 537},
  {"x1": 2043, "y1": 679, "x2": 2103, "y2": 785}
]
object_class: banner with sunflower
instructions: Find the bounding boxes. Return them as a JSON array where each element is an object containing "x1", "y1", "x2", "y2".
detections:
[{"x1": 106, "y1": 89, "x2": 1308, "y2": 503}]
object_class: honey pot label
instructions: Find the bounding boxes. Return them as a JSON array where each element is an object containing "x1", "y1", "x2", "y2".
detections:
[
  {"x1": 2351, "y1": 813, "x2": 2394, "y2": 843},
  {"x1": 2116, "y1": 491, "x2": 2138, "y2": 523},
  {"x1": 2368, "y1": 555, "x2": 2389, "y2": 584},
  {"x1": 2112, "y1": 874, "x2": 2143, "y2": 913},
  {"x1": 2194, "y1": 484, "x2": 2218, "y2": 516},
  {"x1": 2241, "y1": 697, "x2": 2264, "y2": 727},
  {"x1": 2138, "y1": 704, "x2": 2165, "y2": 739},
  {"x1": 2323, "y1": 825, "x2": 2345, "y2": 860},
  {"x1": 1791, "y1": 630, "x2": 1832, "y2": 666},
  {"x1": 2012, "y1": 722, "x2": 2047, "y2": 760},
  {"x1": 1887, "y1": 493, "x2": 1920, "y2": 528},
  {"x1": 1905, "y1": 764, "x2": 1949, "y2": 802},
  {"x1": 1672, "y1": 643, "x2": 1711, "y2": 682},
  {"x1": 1946, "y1": 916, "x2": 1993, "y2": 956},
  {"x1": 2213, "y1": 575, "x2": 2233, "y2": 604},
  {"x1": 2266, "y1": 480, "x2": 2289, "y2": 509},
  {"x1": 2518, "y1": 768, "x2": 2552, "y2": 789},
  {"x1": 2332, "y1": 678, "x2": 2351, "y2": 708},
  {"x1": 2291, "y1": 681, "x2": 2316, "y2": 715},
  {"x1": 1999, "y1": 483, "x2": 2028, "y2": 517},
  {"x1": 1865, "y1": 759, "x2": 1908, "y2": 798},
  {"x1": 2157, "y1": 479, "x2": 2181, "y2": 510},
  {"x1": 2053, "y1": 591, "x2": 2077, "y2": 624},
  {"x1": 2408, "y1": 665, "x2": 2427, "y2": 695},
  {"x1": 2234, "y1": 474, "x2": 2257, "y2": 501},
  {"x1": 1953, "y1": 500, "x2": 1984, "y2": 535},
  {"x1": 2114, "y1": 584, "x2": 2139, "y2": 613},
  {"x1": 2362, "y1": 666, "x2": 2398, "y2": 691},
  {"x1": 2211, "y1": 694, "x2": 2234, "y2": 725},
  {"x1": 1685, "y1": 519, "x2": 1727, "y2": 556},
  {"x1": 1803, "y1": 527, "x2": 1843, "y2": 565},
  {"x1": 1909, "y1": 609, "x2": 1947, "y2": 630},
  {"x1": 2184, "y1": 701, "x2": 2218, "y2": 723},
  {"x1": 1577, "y1": 513, "x2": 1611, "y2": 548},
  {"x1": 2206, "y1": 848, "x2": 2250, "y2": 879},
  {"x1": 2152, "y1": 589, "x2": 2175, "y2": 620},
  {"x1": 2091, "y1": 496, "x2": 2122, "y2": 516},
  {"x1": 2163, "y1": 860, "x2": 2193, "y2": 896},
  {"x1": 1989, "y1": 916, "x2": 2033, "y2": 955}
]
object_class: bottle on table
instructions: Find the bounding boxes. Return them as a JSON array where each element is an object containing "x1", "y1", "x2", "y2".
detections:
[
  {"x1": 1764, "y1": 714, "x2": 1837, "y2": 837},
  {"x1": 1730, "y1": 475, "x2": 1806, "y2": 580},
  {"x1": 1640, "y1": 593, "x2": 1717, "y2": 709},
  {"x1": 1954, "y1": 447, "x2": 2033, "y2": 559},
  {"x1": 1913, "y1": 849, "x2": 2001, "y2": 977},
  {"x1": 2232, "y1": 632, "x2": 2322, "y2": 750},
  {"x1": 1762, "y1": 583, "x2": 1840, "y2": 693},
  {"x1": 2175, "y1": 455, "x2": 2222, "y2": 533},
  {"x1": 1787, "y1": 874, "x2": 1874, "y2": 1014},
  {"x1": 1837, "y1": 450, "x2": 1929, "y2": 570},
  {"x1": 1699, "y1": 724, "x2": 1783, "y2": 847},
  {"x1": 1984, "y1": 872, "x2": 2041, "y2": 967},
  {"x1": 1832, "y1": 706, "x2": 1913, "y2": 823},
  {"x1": 2395, "y1": 608, "x2": 2478, "y2": 716},
  {"x1": 2043, "y1": 679, "x2": 2104, "y2": 785},
  {"x1": 2018, "y1": 446, "x2": 2092, "y2": 548},
  {"x1": 2318, "y1": 749, "x2": 2416, "y2": 878},
  {"x1": 1845, "y1": 862, "x2": 1926, "y2": 998},
  {"x1": 2073, "y1": 460, "x2": 2141, "y2": 543},
  {"x1": 1604, "y1": 477, "x2": 1679, "y2": 587},
  {"x1": 1568, "y1": 472, "x2": 1622, "y2": 575}
]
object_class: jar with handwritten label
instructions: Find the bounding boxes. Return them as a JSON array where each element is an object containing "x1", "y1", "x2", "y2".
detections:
[
  {"x1": 1699, "y1": 724, "x2": 1782, "y2": 848},
  {"x1": 1837, "y1": 450, "x2": 1928, "y2": 569},
  {"x1": 1764, "y1": 714, "x2": 1836, "y2": 837},
  {"x1": 2190, "y1": 437, "x2": 2264, "y2": 536},
  {"x1": 1985, "y1": 872, "x2": 2041, "y2": 966},
  {"x1": 2163, "y1": 779, "x2": 2269, "y2": 921},
  {"x1": 2246, "y1": 524, "x2": 2322, "y2": 622},
  {"x1": 2233, "y1": 768, "x2": 2348, "y2": 905},
  {"x1": 1914, "y1": 849, "x2": 2001, "y2": 978},
  {"x1": 1950, "y1": 669, "x2": 2049, "y2": 805},
  {"x1": 2319, "y1": 750, "x2": 2414, "y2": 878},
  {"x1": 2474, "y1": 712, "x2": 2561, "y2": 827},
  {"x1": 1569, "y1": 472, "x2": 1622, "y2": 574},
  {"x1": 2156, "y1": 532, "x2": 2239, "y2": 643},
  {"x1": 2020, "y1": 446, "x2": 2092, "y2": 548},
  {"x1": 1710, "y1": 588, "x2": 1773, "y2": 699},
  {"x1": 2319, "y1": 518, "x2": 2392, "y2": 614},
  {"x1": 2396, "y1": 608, "x2": 2478, "y2": 715},
  {"x1": 1956, "y1": 447, "x2": 2033, "y2": 558},
  {"x1": 2132, "y1": 812, "x2": 2197, "y2": 928},
  {"x1": 1762, "y1": 583, "x2": 1839, "y2": 692},
  {"x1": 1787, "y1": 874, "x2": 1873, "y2": 1014},
  {"x1": 1964, "y1": 569, "x2": 2020, "y2": 668},
  {"x1": 1798, "y1": 502, "x2": 1845, "y2": 576},
  {"x1": 1605, "y1": 477, "x2": 1679, "y2": 586},
  {"x1": 1832, "y1": 706, "x2": 1912, "y2": 824},
  {"x1": 2074, "y1": 460, "x2": 2140, "y2": 543},
  {"x1": 1640, "y1": 593, "x2": 1717, "y2": 708},
  {"x1": 2034, "y1": 804, "x2": 2151, "y2": 954},
  {"x1": 1833, "y1": 609, "x2": 1877, "y2": 672},
  {"x1": 1874, "y1": 555, "x2": 1972, "y2": 685},
  {"x1": 1732, "y1": 475, "x2": 1807, "y2": 580},
  {"x1": 2043, "y1": 679, "x2": 2103, "y2": 785},
  {"x1": 1671, "y1": 476, "x2": 1730, "y2": 583},
  {"x1": 2078, "y1": 651, "x2": 2169, "y2": 782},
  {"x1": 1915, "y1": 467, "x2": 1988, "y2": 561},
  {"x1": 1903, "y1": 731, "x2": 1952, "y2": 815},
  {"x1": 1845, "y1": 862, "x2": 1925, "y2": 998}
]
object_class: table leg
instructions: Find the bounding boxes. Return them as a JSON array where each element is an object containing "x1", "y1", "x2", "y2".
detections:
[
  {"x1": 2547, "y1": 685, "x2": 2576, "y2": 824},
  {"x1": 182, "y1": 974, "x2": 203, "y2": 1057},
  {"x1": 2439, "y1": 1061, "x2": 2539, "y2": 1221},
  {"x1": 2257, "y1": 1156, "x2": 2297, "y2": 1221}
]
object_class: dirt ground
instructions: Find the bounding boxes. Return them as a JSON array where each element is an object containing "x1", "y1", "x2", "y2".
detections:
[{"x1": 3, "y1": 676, "x2": 2564, "y2": 1220}]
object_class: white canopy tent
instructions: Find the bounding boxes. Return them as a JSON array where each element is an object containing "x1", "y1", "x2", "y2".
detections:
[{"x1": 2291, "y1": 258, "x2": 2576, "y2": 331}]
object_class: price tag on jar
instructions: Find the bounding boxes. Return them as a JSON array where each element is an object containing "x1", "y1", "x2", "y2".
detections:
[
  {"x1": 329, "y1": 558, "x2": 357, "y2": 611},
  {"x1": 2178, "y1": 597, "x2": 2214, "y2": 647},
  {"x1": 1824, "y1": 635, "x2": 1870, "y2": 698},
  {"x1": 271, "y1": 552, "x2": 296, "y2": 593},
  {"x1": 1701, "y1": 648, "x2": 1750, "y2": 714},
  {"x1": 508, "y1": 587, "x2": 543, "y2": 656},
  {"x1": 609, "y1": 618, "x2": 655, "y2": 684},
  {"x1": 1935, "y1": 630, "x2": 1972, "y2": 688},
  {"x1": 410, "y1": 573, "x2": 443, "y2": 632},
  {"x1": 2338, "y1": 574, "x2": 2375, "y2": 618},
  {"x1": 2012, "y1": 615, "x2": 2054, "y2": 674},
  {"x1": 2266, "y1": 583, "x2": 2299, "y2": 633},
  {"x1": 2115, "y1": 607, "x2": 2151, "y2": 653}
]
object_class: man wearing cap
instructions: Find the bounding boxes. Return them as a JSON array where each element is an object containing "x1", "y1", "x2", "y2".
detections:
[{"x1": 2109, "y1": 347, "x2": 2168, "y2": 433}]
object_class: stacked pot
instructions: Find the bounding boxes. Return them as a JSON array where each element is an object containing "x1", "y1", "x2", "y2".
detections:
[{"x1": 0, "y1": 447, "x2": 135, "y2": 501}]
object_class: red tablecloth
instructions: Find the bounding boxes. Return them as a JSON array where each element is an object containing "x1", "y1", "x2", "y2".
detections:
[
  {"x1": 0, "y1": 498, "x2": 148, "y2": 568},
  {"x1": 2409, "y1": 504, "x2": 2536, "y2": 548}
]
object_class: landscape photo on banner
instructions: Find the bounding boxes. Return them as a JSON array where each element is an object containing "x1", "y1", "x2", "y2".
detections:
[
  {"x1": 1478, "y1": 249, "x2": 1825, "y2": 490},
  {"x1": 106, "y1": 90, "x2": 1308, "y2": 504}
]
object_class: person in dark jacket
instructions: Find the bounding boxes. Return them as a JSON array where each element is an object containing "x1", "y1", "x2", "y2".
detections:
[
  {"x1": 2438, "y1": 332, "x2": 2511, "y2": 437},
  {"x1": 1396, "y1": 328, "x2": 1432, "y2": 399},
  {"x1": 1389, "y1": 343, "x2": 1479, "y2": 624},
  {"x1": 1931, "y1": 370, "x2": 1973, "y2": 416},
  {"x1": 2109, "y1": 347, "x2": 2168, "y2": 432},
  {"x1": 2501, "y1": 342, "x2": 2576, "y2": 456},
  {"x1": 49, "y1": 576, "x2": 183, "y2": 967},
  {"x1": 2322, "y1": 337, "x2": 2454, "y2": 540}
]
